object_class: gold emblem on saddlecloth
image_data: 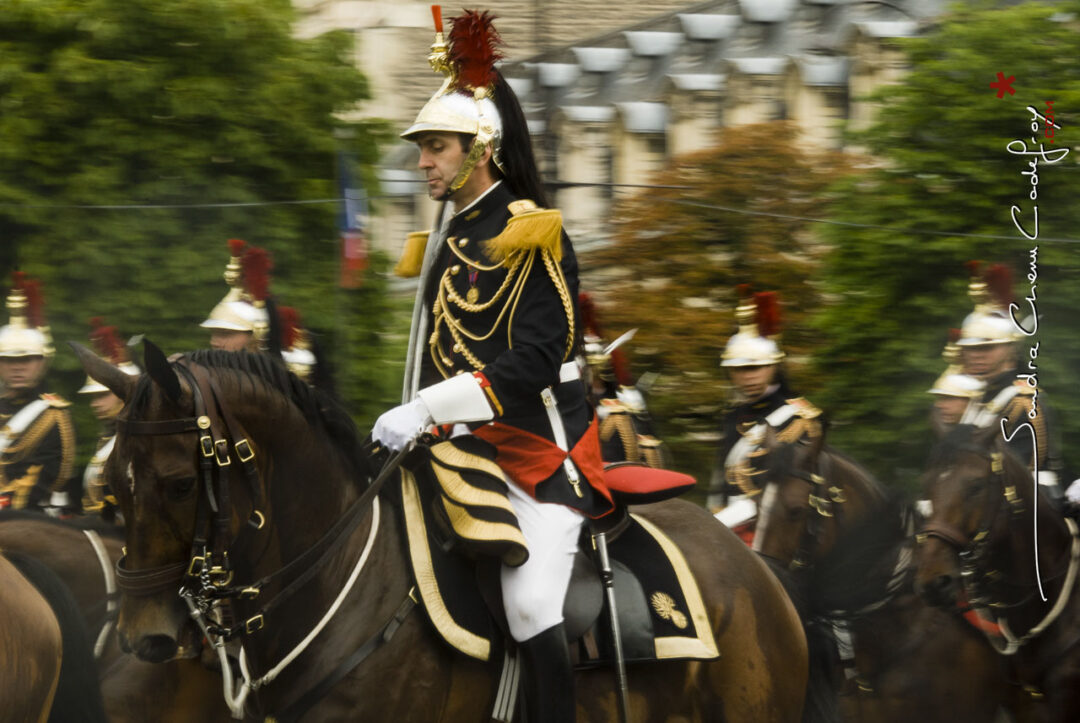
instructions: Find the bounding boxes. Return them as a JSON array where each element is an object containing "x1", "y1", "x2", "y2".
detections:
[{"x1": 650, "y1": 591, "x2": 688, "y2": 629}]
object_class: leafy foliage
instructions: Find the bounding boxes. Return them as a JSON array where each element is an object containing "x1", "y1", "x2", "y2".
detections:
[
  {"x1": 0, "y1": 0, "x2": 404, "y2": 461},
  {"x1": 589, "y1": 123, "x2": 849, "y2": 483},
  {"x1": 814, "y1": 0, "x2": 1080, "y2": 485}
]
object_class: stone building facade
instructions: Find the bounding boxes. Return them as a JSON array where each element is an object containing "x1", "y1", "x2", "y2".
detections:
[{"x1": 295, "y1": 0, "x2": 941, "y2": 264}]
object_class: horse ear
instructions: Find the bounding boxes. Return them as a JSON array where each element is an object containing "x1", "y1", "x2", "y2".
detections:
[
  {"x1": 69, "y1": 342, "x2": 137, "y2": 402},
  {"x1": 143, "y1": 339, "x2": 181, "y2": 403}
]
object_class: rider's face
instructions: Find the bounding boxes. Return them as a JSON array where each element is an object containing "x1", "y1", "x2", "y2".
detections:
[
  {"x1": 729, "y1": 365, "x2": 777, "y2": 401},
  {"x1": 0, "y1": 356, "x2": 46, "y2": 392},
  {"x1": 89, "y1": 391, "x2": 124, "y2": 420},
  {"x1": 933, "y1": 395, "x2": 969, "y2": 425},
  {"x1": 961, "y1": 343, "x2": 1014, "y2": 379},
  {"x1": 416, "y1": 132, "x2": 468, "y2": 201},
  {"x1": 209, "y1": 330, "x2": 253, "y2": 352}
]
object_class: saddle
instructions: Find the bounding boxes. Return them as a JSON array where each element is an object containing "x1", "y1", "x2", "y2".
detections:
[{"x1": 393, "y1": 440, "x2": 719, "y2": 668}]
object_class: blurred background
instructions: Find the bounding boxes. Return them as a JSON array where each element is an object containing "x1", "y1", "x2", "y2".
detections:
[{"x1": 1, "y1": 0, "x2": 1077, "y2": 496}]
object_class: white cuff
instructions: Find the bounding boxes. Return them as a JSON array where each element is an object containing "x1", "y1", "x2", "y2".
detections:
[
  {"x1": 417, "y1": 373, "x2": 494, "y2": 426},
  {"x1": 1037, "y1": 470, "x2": 1059, "y2": 488}
]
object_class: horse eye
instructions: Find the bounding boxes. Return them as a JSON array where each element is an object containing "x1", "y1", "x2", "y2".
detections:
[{"x1": 168, "y1": 477, "x2": 197, "y2": 501}]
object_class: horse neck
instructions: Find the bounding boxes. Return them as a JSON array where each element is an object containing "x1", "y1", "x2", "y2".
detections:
[{"x1": 1000, "y1": 472, "x2": 1077, "y2": 630}]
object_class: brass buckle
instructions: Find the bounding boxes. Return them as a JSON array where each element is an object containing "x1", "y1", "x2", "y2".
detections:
[
  {"x1": 808, "y1": 494, "x2": 833, "y2": 517},
  {"x1": 200, "y1": 435, "x2": 214, "y2": 458},
  {"x1": 245, "y1": 615, "x2": 264, "y2": 634},
  {"x1": 214, "y1": 440, "x2": 231, "y2": 467},
  {"x1": 240, "y1": 587, "x2": 261, "y2": 600},
  {"x1": 208, "y1": 566, "x2": 234, "y2": 587},
  {"x1": 234, "y1": 439, "x2": 255, "y2": 463},
  {"x1": 187, "y1": 555, "x2": 205, "y2": 577}
]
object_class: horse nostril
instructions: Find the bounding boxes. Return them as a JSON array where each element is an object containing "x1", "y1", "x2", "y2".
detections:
[{"x1": 134, "y1": 634, "x2": 178, "y2": 663}]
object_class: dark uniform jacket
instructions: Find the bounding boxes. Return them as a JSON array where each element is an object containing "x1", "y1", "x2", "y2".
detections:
[
  {"x1": 706, "y1": 382, "x2": 820, "y2": 509},
  {"x1": 981, "y1": 369, "x2": 1064, "y2": 479},
  {"x1": 418, "y1": 182, "x2": 610, "y2": 517},
  {"x1": 0, "y1": 387, "x2": 76, "y2": 511}
]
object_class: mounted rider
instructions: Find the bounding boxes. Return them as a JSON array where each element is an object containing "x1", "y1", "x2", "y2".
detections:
[
  {"x1": 78, "y1": 318, "x2": 140, "y2": 523},
  {"x1": 0, "y1": 273, "x2": 76, "y2": 514},
  {"x1": 373, "y1": 9, "x2": 608, "y2": 721},
  {"x1": 579, "y1": 292, "x2": 668, "y2": 468},
  {"x1": 927, "y1": 328, "x2": 985, "y2": 430},
  {"x1": 954, "y1": 261, "x2": 1065, "y2": 503},
  {"x1": 707, "y1": 285, "x2": 821, "y2": 542}
]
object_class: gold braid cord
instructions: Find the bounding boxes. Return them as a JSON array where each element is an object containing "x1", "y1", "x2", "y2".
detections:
[
  {"x1": 600, "y1": 410, "x2": 640, "y2": 463},
  {"x1": 429, "y1": 244, "x2": 576, "y2": 377},
  {"x1": 728, "y1": 416, "x2": 822, "y2": 496}
]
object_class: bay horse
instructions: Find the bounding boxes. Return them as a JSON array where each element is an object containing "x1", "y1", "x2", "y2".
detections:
[
  {"x1": 752, "y1": 425, "x2": 1011, "y2": 723},
  {"x1": 0, "y1": 511, "x2": 232, "y2": 722},
  {"x1": 75, "y1": 343, "x2": 814, "y2": 722},
  {"x1": 917, "y1": 424, "x2": 1080, "y2": 722},
  {"x1": 0, "y1": 549, "x2": 108, "y2": 722}
]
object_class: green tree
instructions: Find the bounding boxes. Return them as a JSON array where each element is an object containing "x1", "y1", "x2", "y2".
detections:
[
  {"x1": 814, "y1": 0, "x2": 1080, "y2": 486},
  {"x1": 0, "y1": 0, "x2": 403, "y2": 461},
  {"x1": 588, "y1": 123, "x2": 849, "y2": 484}
]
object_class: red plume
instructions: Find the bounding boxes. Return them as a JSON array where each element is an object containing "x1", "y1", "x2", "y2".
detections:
[
  {"x1": 965, "y1": 260, "x2": 982, "y2": 279},
  {"x1": 89, "y1": 318, "x2": 126, "y2": 364},
  {"x1": 984, "y1": 264, "x2": 1014, "y2": 306},
  {"x1": 947, "y1": 328, "x2": 961, "y2": 344},
  {"x1": 735, "y1": 283, "x2": 753, "y2": 301},
  {"x1": 21, "y1": 278, "x2": 46, "y2": 327},
  {"x1": 241, "y1": 247, "x2": 273, "y2": 302},
  {"x1": 755, "y1": 292, "x2": 781, "y2": 337},
  {"x1": 448, "y1": 10, "x2": 503, "y2": 92},
  {"x1": 431, "y1": 5, "x2": 443, "y2": 33},
  {"x1": 228, "y1": 238, "x2": 246, "y2": 257},
  {"x1": 578, "y1": 292, "x2": 602, "y2": 337},
  {"x1": 278, "y1": 306, "x2": 301, "y2": 349}
]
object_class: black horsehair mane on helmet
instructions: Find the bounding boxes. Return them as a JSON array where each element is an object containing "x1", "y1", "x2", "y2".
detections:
[
  {"x1": 491, "y1": 70, "x2": 551, "y2": 209},
  {"x1": 127, "y1": 349, "x2": 368, "y2": 481}
]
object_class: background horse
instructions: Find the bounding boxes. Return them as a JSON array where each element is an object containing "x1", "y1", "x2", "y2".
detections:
[
  {"x1": 0, "y1": 510, "x2": 231, "y2": 722},
  {"x1": 917, "y1": 424, "x2": 1080, "y2": 722},
  {"x1": 0, "y1": 549, "x2": 108, "y2": 723},
  {"x1": 78, "y1": 344, "x2": 816, "y2": 722},
  {"x1": 752, "y1": 426, "x2": 1010, "y2": 723}
]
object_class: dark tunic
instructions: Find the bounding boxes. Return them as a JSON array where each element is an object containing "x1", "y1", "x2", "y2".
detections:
[
  {"x1": 419, "y1": 182, "x2": 609, "y2": 516},
  {"x1": 0, "y1": 387, "x2": 76, "y2": 511}
]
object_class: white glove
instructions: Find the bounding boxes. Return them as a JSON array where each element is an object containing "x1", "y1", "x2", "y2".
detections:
[
  {"x1": 373, "y1": 398, "x2": 433, "y2": 452},
  {"x1": 1066, "y1": 478, "x2": 1080, "y2": 505}
]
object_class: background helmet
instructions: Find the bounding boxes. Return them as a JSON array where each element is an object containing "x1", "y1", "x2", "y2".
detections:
[
  {"x1": 200, "y1": 239, "x2": 272, "y2": 345},
  {"x1": 0, "y1": 272, "x2": 53, "y2": 359},
  {"x1": 78, "y1": 318, "x2": 140, "y2": 394},
  {"x1": 721, "y1": 285, "x2": 784, "y2": 368}
]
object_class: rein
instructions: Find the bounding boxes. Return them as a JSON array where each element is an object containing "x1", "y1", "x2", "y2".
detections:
[
  {"x1": 112, "y1": 359, "x2": 414, "y2": 717},
  {"x1": 918, "y1": 449, "x2": 1080, "y2": 655}
]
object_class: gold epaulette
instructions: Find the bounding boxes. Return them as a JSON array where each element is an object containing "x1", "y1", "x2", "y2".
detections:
[
  {"x1": 483, "y1": 200, "x2": 563, "y2": 264},
  {"x1": 394, "y1": 230, "x2": 431, "y2": 278},
  {"x1": 39, "y1": 393, "x2": 71, "y2": 409},
  {"x1": 785, "y1": 397, "x2": 821, "y2": 419},
  {"x1": 1012, "y1": 379, "x2": 1037, "y2": 396}
]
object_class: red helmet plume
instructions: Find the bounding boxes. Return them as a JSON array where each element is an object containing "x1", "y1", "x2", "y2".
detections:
[
  {"x1": 984, "y1": 264, "x2": 1014, "y2": 307},
  {"x1": 448, "y1": 10, "x2": 503, "y2": 92},
  {"x1": 755, "y1": 292, "x2": 781, "y2": 338},
  {"x1": 278, "y1": 306, "x2": 301, "y2": 349},
  {"x1": 242, "y1": 247, "x2": 273, "y2": 302},
  {"x1": 88, "y1": 317, "x2": 127, "y2": 365},
  {"x1": 21, "y1": 277, "x2": 46, "y2": 328}
]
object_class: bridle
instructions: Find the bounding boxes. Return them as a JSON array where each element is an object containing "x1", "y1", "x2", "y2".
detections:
[
  {"x1": 772, "y1": 444, "x2": 847, "y2": 573},
  {"x1": 917, "y1": 447, "x2": 1080, "y2": 655},
  {"x1": 110, "y1": 358, "x2": 413, "y2": 718}
]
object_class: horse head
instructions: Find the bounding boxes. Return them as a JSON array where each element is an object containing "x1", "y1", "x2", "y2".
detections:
[
  {"x1": 752, "y1": 422, "x2": 904, "y2": 606},
  {"x1": 915, "y1": 423, "x2": 1033, "y2": 609},
  {"x1": 75, "y1": 342, "x2": 366, "y2": 665}
]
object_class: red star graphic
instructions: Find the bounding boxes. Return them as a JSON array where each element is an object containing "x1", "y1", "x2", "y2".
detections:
[{"x1": 990, "y1": 72, "x2": 1015, "y2": 99}]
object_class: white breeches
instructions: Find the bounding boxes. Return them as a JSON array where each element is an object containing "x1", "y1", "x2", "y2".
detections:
[{"x1": 500, "y1": 479, "x2": 584, "y2": 642}]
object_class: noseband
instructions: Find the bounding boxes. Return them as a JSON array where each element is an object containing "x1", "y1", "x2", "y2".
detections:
[{"x1": 779, "y1": 447, "x2": 846, "y2": 572}]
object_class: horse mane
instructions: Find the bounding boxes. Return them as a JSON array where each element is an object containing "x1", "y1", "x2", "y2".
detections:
[{"x1": 129, "y1": 349, "x2": 370, "y2": 482}]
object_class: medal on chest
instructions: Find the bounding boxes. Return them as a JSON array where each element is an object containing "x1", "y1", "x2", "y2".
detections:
[{"x1": 466, "y1": 266, "x2": 480, "y2": 304}]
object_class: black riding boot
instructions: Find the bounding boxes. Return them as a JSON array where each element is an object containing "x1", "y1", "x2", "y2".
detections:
[{"x1": 519, "y1": 623, "x2": 577, "y2": 723}]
